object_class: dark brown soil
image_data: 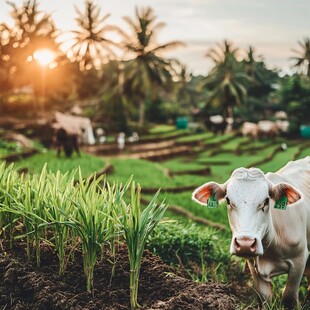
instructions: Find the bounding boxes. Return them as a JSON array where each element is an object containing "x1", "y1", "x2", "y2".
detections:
[{"x1": 0, "y1": 243, "x2": 238, "y2": 310}]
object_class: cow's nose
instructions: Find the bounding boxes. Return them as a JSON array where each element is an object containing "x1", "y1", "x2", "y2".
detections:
[{"x1": 234, "y1": 237, "x2": 257, "y2": 256}]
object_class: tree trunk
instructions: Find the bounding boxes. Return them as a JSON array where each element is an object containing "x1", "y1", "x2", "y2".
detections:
[
  {"x1": 138, "y1": 100, "x2": 145, "y2": 128},
  {"x1": 225, "y1": 105, "x2": 234, "y2": 133}
]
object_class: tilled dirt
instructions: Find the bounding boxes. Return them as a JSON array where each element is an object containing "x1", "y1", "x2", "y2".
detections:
[{"x1": 0, "y1": 243, "x2": 238, "y2": 310}]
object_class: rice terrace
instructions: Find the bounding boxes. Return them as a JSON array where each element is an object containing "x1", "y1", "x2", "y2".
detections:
[{"x1": 0, "y1": 0, "x2": 310, "y2": 309}]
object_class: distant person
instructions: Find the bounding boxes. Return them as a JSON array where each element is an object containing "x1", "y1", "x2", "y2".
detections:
[
  {"x1": 96, "y1": 128, "x2": 107, "y2": 144},
  {"x1": 117, "y1": 132, "x2": 126, "y2": 150}
]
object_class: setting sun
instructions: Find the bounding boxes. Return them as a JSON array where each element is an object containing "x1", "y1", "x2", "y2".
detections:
[{"x1": 33, "y1": 49, "x2": 56, "y2": 67}]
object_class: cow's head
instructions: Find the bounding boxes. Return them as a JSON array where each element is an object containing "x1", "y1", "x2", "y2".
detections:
[{"x1": 192, "y1": 167, "x2": 302, "y2": 257}]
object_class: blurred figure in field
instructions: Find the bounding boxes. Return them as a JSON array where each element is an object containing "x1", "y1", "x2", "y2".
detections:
[
  {"x1": 53, "y1": 127, "x2": 80, "y2": 158},
  {"x1": 128, "y1": 132, "x2": 139, "y2": 143},
  {"x1": 96, "y1": 128, "x2": 107, "y2": 144},
  {"x1": 117, "y1": 132, "x2": 126, "y2": 150}
]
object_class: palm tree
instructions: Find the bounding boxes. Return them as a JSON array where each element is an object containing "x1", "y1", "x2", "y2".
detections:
[
  {"x1": 0, "y1": 24, "x2": 15, "y2": 108},
  {"x1": 6, "y1": 0, "x2": 60, "y2": 98},
  {"x1": 175, "y1": 65, "x2": 201, "y2": 110},
  {"x1": 241, "y1": 46, "x2": 279, "y2": 121},
  {"x1": 202, "y1": 40, "x2": 250, "y2": 120},
  {"x1": 244, "y1": 46, "x2": 265, "y2": 81},
  {"x1": 291, "y1": 38, "x2": 310, "y2": 77},
  {"x1": 7, "y1": 0, "x2": 57, "y2": 53},
  {"x1": 69, "y1": 0, "x2": 118, "y2": 70},
  {"x1": 119, "y1": 7, "x2": 183, "y2": 127}
]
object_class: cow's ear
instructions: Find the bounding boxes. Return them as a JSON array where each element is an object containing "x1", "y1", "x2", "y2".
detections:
[
  {"x1": 192, "y1": 182, "x2": 226, "y2": 207},
  {"x1": 270, "y1": 182, "x2": 302, "y2": 209}
]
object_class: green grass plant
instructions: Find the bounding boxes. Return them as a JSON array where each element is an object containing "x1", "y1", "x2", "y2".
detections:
[
  {"x1": 115, "y1": 181, "x2": 167, "y2": 309},
  {"x1": 43, "y1": 170, "x2": 77, "y2": 275},
  {"x1": 0, "y1": 164, "x2": 167, "y2": 308},
  {"x1": 0, "y1": 163, "x2": 22, "y2": 248},
  {"x1": 62, "y1": 172, "x2": 117, "y2": 292},
  {"x1": 146, "y1": 221, "x2": 234, "y2": 283},
  {"x1": 6, "y1": 168, "x2": 48, "y2": 265}
]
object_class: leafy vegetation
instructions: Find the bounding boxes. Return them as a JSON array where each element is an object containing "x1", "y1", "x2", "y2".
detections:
[
  {"x1": 0, "y1": 163, "x2": 166, "y2": 308},
  {"x1": 146, "y1": 222, "x2": 234, "y2": 282},
  {"x1": 0, "y1": 139, "x2": 21, "y2": 157},
  {"x1": 116, "y1": 182, "x2": 167, "y2": 308}
]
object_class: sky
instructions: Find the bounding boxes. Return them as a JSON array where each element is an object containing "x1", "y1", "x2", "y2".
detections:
[{"x1": 0, "y1": 0, "x2": 309, "y2": 75}]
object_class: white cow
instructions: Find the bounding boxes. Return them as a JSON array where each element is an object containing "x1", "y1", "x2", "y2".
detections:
[
  {"x1": 241, "y1": 122, "x2": 259, "y2": 140},
  {"x1": 192, "y1": 157, "x2": 310, "y2": 309},
  {"x1": 54, "y1": 112, "x2": 96, "y2": 145},
  {"x1": 258, "y1": 120, "x2": 279, "y2": 138},
  {"x1": 276, "y1": 120, "x2": 290, "y2": 133}
]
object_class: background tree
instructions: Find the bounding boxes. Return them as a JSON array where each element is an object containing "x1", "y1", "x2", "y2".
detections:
[
  {"x1": 238, "y1": 46, "x2": 279, "y2": 121},
  {"x1": 175, "y1": 66, "x2": 201, "y2": 111},
  {"x1": 202, "y1": 40, "x2": 250, "y2": 121},
  {"x1": 277, "y1": 74, "x2": 310, "y2": 134},
  {"x1": 291, "y1": 38, "x2": 310, "y2": 77},
  {"x1": 6, "y1": 0, "x2": 60, "y2": 96},
  {"x1": 119, "y1": 7, "x2": 183, "y2": 127},
  {"x1": 98, "y1": 60, "x2": 129, "y2": 132},
  {"x1": 0, "y1": 24, "x2": 15, "y2": 105},
  {"x1": 69, "y1": 0, "x2": 117, "y2": 70}
]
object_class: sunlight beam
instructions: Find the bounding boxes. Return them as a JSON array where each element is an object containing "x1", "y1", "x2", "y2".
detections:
[{"x1": 33, "y1": 49, "x2": 56, "y2": 67}]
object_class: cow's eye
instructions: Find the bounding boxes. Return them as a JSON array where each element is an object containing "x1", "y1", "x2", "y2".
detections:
[
  {"x1": 226, "y1": 197, "x2": 230, "y2": 205},
  {"x1": 260, "y1": 198, "x2": 270, "y2": 212}
]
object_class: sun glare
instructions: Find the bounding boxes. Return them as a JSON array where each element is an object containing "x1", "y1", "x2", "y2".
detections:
[{"x1": 33, "y1": 49, "x2": 56, "y2": 67}]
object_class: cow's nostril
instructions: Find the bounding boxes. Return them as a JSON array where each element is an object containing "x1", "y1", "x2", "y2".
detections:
[
  {"x1": 234, "y1": 238, "x2": 241, "y2": 251},
  {"x1": 250, "y1": 238, "x2": 257, "y2": 252}
]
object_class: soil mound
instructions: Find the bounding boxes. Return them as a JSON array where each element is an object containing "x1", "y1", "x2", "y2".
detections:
[{"x1": 0, "y1": 243, "x2": 237, "y2": 309}]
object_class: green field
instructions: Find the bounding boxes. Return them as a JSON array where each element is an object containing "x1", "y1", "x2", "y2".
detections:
[
  {"x1": 6, "y1": 128, "x2": 309, "y2": 228},
  {"x1": 13, "y1": 150, "x2": 105, "y2": 177}
]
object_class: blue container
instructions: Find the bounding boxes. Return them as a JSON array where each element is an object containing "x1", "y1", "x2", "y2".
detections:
[
  {"x1": 300, "y1": 125, "x2": 310, "y2": 138},
  {"x1": 176, "y1": 117, "x2": 188, "y2": 129}
]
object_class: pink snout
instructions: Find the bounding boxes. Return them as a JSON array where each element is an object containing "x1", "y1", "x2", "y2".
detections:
[{"x1": 233, "y1": 237, "x2": 258, "y2": 256}]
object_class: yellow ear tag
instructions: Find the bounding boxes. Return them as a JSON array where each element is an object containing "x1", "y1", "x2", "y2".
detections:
[
  {"x1": 274, "y1": 196, "x2": 288, "y2": 210},
  {"x1": 207, "y1": 193, "x2": 219, "y2": 208}
]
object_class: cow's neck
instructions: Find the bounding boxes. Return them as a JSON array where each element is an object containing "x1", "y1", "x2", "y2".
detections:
[{"x1": 262, "y1": 211, "x2": 277, "y2": 252}]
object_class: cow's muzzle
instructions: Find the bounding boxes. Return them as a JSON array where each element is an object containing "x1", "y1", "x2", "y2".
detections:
[{"x1": 232, "y1": 237, "x2": 258, "y2": 257}]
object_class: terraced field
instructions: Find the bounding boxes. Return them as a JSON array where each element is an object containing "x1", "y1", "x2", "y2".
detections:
[
  {"x1": 3, "y1": 126, "x2": 310, "y2": 229},
  {"x1": 99, "y1": 128, "x2": 310, "y2": 228}
]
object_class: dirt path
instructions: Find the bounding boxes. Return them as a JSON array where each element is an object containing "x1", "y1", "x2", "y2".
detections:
[
  {"x1": 83, "y1": 142, "x2": 194, "y2": 161},
  {"x1": 0, "y1": 243, "x2": 238, "y2": 310}
]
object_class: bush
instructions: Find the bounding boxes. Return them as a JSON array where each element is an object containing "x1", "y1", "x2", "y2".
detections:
[{"x1": 146, "y1": 222, "x2": 233, "y2": 282}]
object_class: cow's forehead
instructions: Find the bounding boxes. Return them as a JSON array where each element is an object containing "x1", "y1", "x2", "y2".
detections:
[
  {"x1": 230, "y1": 167, "x2": 265, "y2": 180},
  {"x1": 226, "y1": 167, "x2": 269, "y2": 204}
]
